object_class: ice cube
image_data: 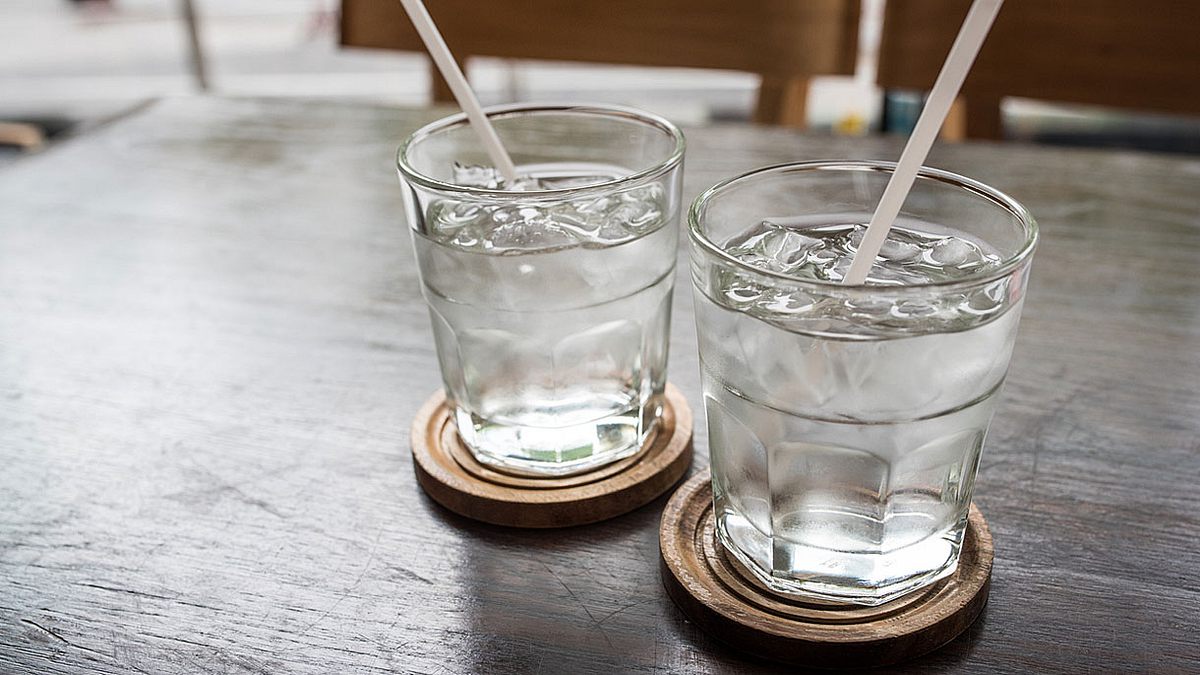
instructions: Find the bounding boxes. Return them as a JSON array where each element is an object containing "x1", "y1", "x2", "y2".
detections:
[
  {"x1": 576, "y1": 195, "x2": 614, "y2": 215},
  {"x1": 844, "y1": 224, "x2": 866, "y2": 252},
  {"x1": 545, "y1": 183, "x2": 666, "y2": 243},
  {"x1": 761, "y1": 287, "x2": 818, "y2": 315},
  {"x1": 711, "y1": 267, "x2": 766, "y2": 310},
  {"x1": 485, "y1": 215, "x2": 577, "y2": 252},
  {"x1": 452, "y1": 163, "x2": 502, "y2": 188},
  {"x1": 962, "y1": 284, "x2": 1005, "y2": 317},
  {"x1": 889, "y1": 298, "x2": 939, "y2": 319},
  {"x1": 447, "y1": 227, "x2": 481, "y2": 249},
  {"x1": 726, "y1": 220, "x2": 825, "y2": 273},
  {"x1": 430, "y1": 171, "x2": 666, "y2": 254},
  {"x1": 877, "y1": 237, "x2": 922, "y2": 264},
  {"x1": 926, "y1": 237, "x2": 981, "y2": 269},
  {"x1": 610, "y1": 189, "x2": 663, "y2": 233},
  {"x1": 846, "y1": 295, "x2": 894, "y2": 320},
  {"x1": 425, "y1": 200, "x2": 488, "y2": 248},
  {"x1": 503, "y1": 176, "x2": 545, "y2": 191},
  {"x1": 593, "y1": 218, "x2": 636, "y2": 243},
  {"x1": 864, "y1": 264, "x2": 934, "y2": 287},
  {"x1": 451, "y1": 163, "x2": 545, "y2": 191},
  {"x1": 546, "y1": 203, "x2": 600, "y2": 238}
]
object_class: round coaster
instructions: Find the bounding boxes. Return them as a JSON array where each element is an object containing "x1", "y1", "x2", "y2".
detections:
[
  {"x1": 659, "y1": 471, "x2": 993, "y2": 668},
  {"x1": 411, "y1": 384, "x2": 693, "y2": 528}
]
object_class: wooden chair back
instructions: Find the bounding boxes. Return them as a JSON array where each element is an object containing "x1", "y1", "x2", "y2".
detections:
[
  {"x1": 340, "y1": 0, "x2": 859, "y2": 127},
  {"x1": 877, "y1": 0, "x2": 1200, "y2": 139}
]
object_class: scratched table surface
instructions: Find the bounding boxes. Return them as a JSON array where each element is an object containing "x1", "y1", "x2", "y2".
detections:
[{"x1": 1, "y1": 97, "x2": 1197, "y2": 674}]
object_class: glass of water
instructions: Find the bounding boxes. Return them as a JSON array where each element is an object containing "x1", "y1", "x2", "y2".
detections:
[
  {"x1": 398, "y1": 104, "x2": 684, "y2": 476},
  {"x1": 689, "y1": 161, "x2": 1037, "y2": 605}
]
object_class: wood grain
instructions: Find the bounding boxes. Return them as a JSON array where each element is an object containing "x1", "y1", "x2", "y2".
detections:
[
  {"x1": 340, "y1": 0, "x2": 859, "y2": 126},
  {"x1": 878, "y1": 0, "x2": 1200, "y2": 138},
  {"x1": 0, "y1": 97, "x2": 1197, "y2": 673},
  {"x1": 660, "y1": 472, "x2": 992, "y2": 668},
  {"x1": 411, "y1": 385, "x2": 693, "y2": 528}
]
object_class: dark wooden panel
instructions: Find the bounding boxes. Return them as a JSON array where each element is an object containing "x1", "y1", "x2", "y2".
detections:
[
  {"x1": 0, "y1": 97, "x2": 1197, "y2": 672},
  {"x1": 878, "y1": 0, "x2": 1200, "y2": 116},
  {"x1": 340, "y1": 0, "x2": 859, "y2": 78}
]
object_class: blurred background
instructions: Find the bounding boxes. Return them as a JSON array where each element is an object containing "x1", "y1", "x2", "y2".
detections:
[{"x1": 3, "y1": 0, "x2": 1200, "y2": 163}]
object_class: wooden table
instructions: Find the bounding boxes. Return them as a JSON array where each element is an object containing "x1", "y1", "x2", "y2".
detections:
[{"x1": 1, "y1": 98, "x2": 1197, "y2": 673}]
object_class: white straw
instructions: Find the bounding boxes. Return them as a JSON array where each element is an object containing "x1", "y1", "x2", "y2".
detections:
[
  {"x1": 842, "y1": 0, "x2": 1004, "y2": 285},
  {"x1": 397, "y1": 0, "x2": 519, "y2": 183}
]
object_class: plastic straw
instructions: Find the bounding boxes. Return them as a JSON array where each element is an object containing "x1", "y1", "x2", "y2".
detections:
[
  {"x1": 842, "y1": 0, "x2": 1004, "y2": 285},
  {"x1": 397, "y1": 0, "x2": 519, "y2": 183}
]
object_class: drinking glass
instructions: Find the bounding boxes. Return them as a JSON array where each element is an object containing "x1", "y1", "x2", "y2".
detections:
[
  {"x1": 399, "y1": 104, "x2": 684, "y2": 476},
  {"x1": 688, "y1": 161, "x2": 1036, "y2": 604}
]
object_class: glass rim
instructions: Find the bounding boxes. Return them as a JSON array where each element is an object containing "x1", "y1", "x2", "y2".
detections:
[
  {"x1": 688, "y1": 160, "x2": 1039, "y2": 292},
  {"x1": 396, "y1": 102, "x2": 686, "y2": 200}
]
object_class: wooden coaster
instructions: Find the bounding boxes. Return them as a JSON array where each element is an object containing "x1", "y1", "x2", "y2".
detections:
[
  {"x1": 660, "y1": 471, "x2": 993, "y2": 668},
  {"x1": 411, "y1": 384, "x2": 693, "y2": 528}
]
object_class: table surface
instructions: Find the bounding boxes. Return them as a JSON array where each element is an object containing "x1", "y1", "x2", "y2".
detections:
[{"x1": 1, "y1": 97, "x2": 1197, "y2": 674}]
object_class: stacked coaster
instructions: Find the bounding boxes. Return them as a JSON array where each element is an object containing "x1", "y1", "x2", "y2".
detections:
[
  {"x1": 659, "y1": 471, "x2": 994, "y2": 668},
  {"x1": 411, "y1": 384, "x2": 693, "y2": 528}
]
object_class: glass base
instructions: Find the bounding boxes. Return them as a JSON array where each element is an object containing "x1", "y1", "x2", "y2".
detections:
[
  {"x1": 716, "y1": 510, "x2": 966, "y2": 607},
  {"x1": 454, "y1": 396, "x2": 661, "y2": 477}
]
